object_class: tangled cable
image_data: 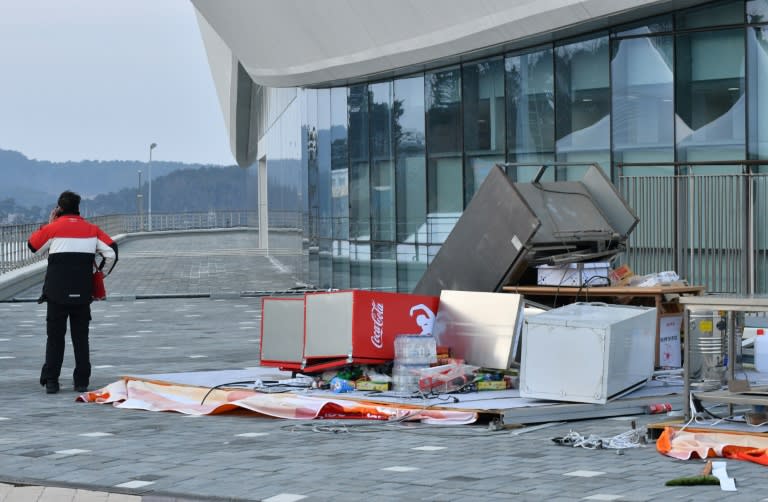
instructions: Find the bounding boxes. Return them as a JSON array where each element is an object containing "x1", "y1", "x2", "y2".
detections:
[{"x1": 552, "y1": 427, "x2": 647, "y2": 450}]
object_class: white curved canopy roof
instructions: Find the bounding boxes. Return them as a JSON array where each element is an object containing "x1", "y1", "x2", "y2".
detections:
[{"x1": 192, "y1": 0, "x2": 703, "y2": 88}]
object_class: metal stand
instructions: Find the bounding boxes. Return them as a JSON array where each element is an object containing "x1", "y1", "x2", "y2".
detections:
[{"x1": 681, "y1": 295, "x2": 768, "y2": 420}]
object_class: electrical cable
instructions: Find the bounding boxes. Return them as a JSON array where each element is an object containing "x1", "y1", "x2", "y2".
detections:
[
  {"x1": 200, "y1": 380, "x2": 261, "y2": 406},
  {"x1": 552, "y1": 427, "x2": 647, "y2": 450},
  {"x1": 574, "y1": 274, "x2": 612, "y2": 303}
]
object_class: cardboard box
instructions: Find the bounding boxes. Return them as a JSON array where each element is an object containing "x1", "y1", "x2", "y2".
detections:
[
  {"x1": 609, "y1": 264, "x2": 633, "y2": 286},
  {"x1": 536, "y1": 262, "x2": 610, "y2": 287}
]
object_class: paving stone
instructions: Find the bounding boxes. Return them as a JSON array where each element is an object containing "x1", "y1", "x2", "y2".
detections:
[{"x1": 2, "y1": 231, "x2": 768, "y2": 501}]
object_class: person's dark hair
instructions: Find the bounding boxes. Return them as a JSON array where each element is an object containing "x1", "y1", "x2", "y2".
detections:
[{"x1": 57, "y1": 190, "x2": 81, "y2": 215}]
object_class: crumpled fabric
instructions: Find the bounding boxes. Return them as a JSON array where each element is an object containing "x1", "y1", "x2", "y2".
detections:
[
  {"x1": 657, "y1": 426, "x2": 768, "y2": 466},
  {"x1": 76, "y1": 377, "x2": 479, "y2": 425}
]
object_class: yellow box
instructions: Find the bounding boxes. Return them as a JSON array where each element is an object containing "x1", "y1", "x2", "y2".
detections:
[
  {"x1": 355, "y1": 381, "x2": 390, "y2": 391},
  {"x1": 477, "y1": 380, "x2": 507, "y2": 391}
]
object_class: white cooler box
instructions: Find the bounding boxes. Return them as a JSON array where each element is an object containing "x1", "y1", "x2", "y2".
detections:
[{"x1": 520, "y1": 302, "x2": 656, "y2": 404}]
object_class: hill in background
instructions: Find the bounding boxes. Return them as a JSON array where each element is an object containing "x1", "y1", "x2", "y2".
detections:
[{"x1": 0, "y1": 149, "x2": 248, "y2": 224}]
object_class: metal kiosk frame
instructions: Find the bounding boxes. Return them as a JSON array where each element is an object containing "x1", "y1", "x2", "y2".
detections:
[{"x1": 680, "y1": 295, "x2": 768, "y2": 420}]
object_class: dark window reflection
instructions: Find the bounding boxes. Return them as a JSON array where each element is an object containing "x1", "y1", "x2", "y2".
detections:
[
  {"x1": 330, "y1": 87, "x2": 349, "y2": 288},
  {"x1": 348, "y1": 84, "x2": 370, "y2": 240},
  {"x1": 463, "y1": 57, "x2": 505, "y2": 202},
  {"x1": 316, "y1": 89, "x2": 332, "y2": 288},
  {"x1": 426, "y1": 68, "x2": 462, "y2": 154},
  {"x1": 676, "y1": 0, "x2": 744, "y2": 29},
  {"x1": 611, "y1": 35, "x2": 674, "y2": 171},
  {"x1": 369, "y1": 81, "x2": 396, "y2": 244},
  {"x1": 347, "y1": 84, "x2": 371, "y2": 288},
  {"x1": 555, "y1": 35, "x2": 610, "y2": 178},
  {"x1": 305, "y1": 89, "x2": 320, "y2": 287},
  {"x1": 505, "y1": 47, "x2": 555, "y2": 180},
  {"x1": 394, "y1": 75, "x2": 427, "y2": 291},
  {"x1": 426, "y1": 68, "x2": 463, "y2": 223},
  {"x1": 676, "y1": 29, "x2": 745, "y2": 163}
]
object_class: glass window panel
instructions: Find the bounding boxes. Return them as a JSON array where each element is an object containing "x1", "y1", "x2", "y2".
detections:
[
  {"x1": 611, "y1": 36, "x2": 675, "y2": 170},
  {"x1": 332, "y1": 242, "x2": 350, "y2": 289},
  {"x1": 555, "y1": 35, "x2": 611, "y2": 179},
  {"x1": 463, "y1": 57, "x2": 505, "y2": 202},
  {"x1": 464, "y1": 155, "x2": 504, "y2": 204},
  {"x1": 330, "y1": 87, "x2": 349, "y2": 288},
  {"x1": 676, "y1": 0, "x2": 744, "y2": 30},
  {"x1": 304, "y1": 89, "x2": 320, "y2": 287},
  {"x1": 350, "y1": 242, "x2": 371, "y2": 289},
  {"x1": 747, "y1": 0, "x2": 768, "y2": 24},
  {"x1": 348, "y1": 84, "x2": 370, "y2": 240},
  {"x1": 426, "y1": 68, "x2": 462, "y2": 155},
  {"x1": 394, "y1": 76, "x2": 427, "y2": 244},
  {"x1": 331, "y1": 87, "x2": 349, "y2": 240},
  {"x1": 371, "y1": 243, "x2": 396, "y2": 291},
  {"x1": 397, "y1": 244, "x2": 428, "y2": 293},
  {"x1": 369, "y1": 81, "x2": 396, "y2": 243},
  {"x1": 463, "y1": 57, "x2": 505, "y2": 154},
  {"x1": 318, "y1": 238, "x2": 332, "y2": 289},
  {"x1": 316, "y1": 89, "x2": 332, "y2": 287},
  {"x1": 427, "y1": 157, "x2": 463, "y2": 214},
  {"x1": 505, "y1": 47, "x2": 555, "y2": 180},
  {"x1": 748, "y1": 27, "x2": 768, "y2": 162},
  {"x1": 613, "y1": 15, "x2": 673, "y2": 37},
  {"x1": 676, "y1": 29, "x2": 745, "y2": 164},
  {"x1": 426, "y1": 67, "x2": 463, "y2": 230}
]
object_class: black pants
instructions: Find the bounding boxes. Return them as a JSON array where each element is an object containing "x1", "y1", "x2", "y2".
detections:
[{"x1": 42, "y1": 302, "x2": 92, "y2": 387}]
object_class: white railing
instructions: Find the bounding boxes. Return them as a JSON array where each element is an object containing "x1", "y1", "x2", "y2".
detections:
[
  {"x1": 617, "y1": 160, "x2": 768, "y2": 295},
  {"x1": 0, "y1": 210, "x2": 258, "y2": 274}
]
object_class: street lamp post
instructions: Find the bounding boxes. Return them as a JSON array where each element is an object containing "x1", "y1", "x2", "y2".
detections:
[
  {"x1": 137, "y1": 170, "x2": 144, "y2": 230},
  {"x1": 148, "y1": 143, "x2": 157, "y2": 231}
]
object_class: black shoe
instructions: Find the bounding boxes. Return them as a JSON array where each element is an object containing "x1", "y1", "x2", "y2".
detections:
[
  {"x1": 74, "y1": 385, "x2": 88, "y2": 393},
  {"x1": 46, "y1": 381, "x2": 60, "y2": 394}
]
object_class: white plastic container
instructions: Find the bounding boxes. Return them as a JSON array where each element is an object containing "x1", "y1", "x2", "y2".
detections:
[
  {"x1": 394, "y1": 334, "x2": 437, "y2": 365},
  {"x1": 754, "y1": 329, "x2": 768, "y2": 373}
]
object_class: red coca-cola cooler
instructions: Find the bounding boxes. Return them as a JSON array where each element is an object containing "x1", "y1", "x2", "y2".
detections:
[
  {"x1": 302, "y1": 290, "x2": 439, "y2": 372},
  {"x1": 259, "y1": 296, "x2": 305, "y2": 371}
]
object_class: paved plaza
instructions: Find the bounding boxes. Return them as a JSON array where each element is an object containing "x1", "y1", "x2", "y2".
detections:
[{"x1": 1, "y1": 231, "x2": 767, "y2": 501}]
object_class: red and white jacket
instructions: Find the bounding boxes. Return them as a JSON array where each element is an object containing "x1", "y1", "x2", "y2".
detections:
[{"x1": 28, "y1": 214, "x2": 118, "y2": 304}]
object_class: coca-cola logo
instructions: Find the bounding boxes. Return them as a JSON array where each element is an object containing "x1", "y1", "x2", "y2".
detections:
[
  {"x1": 370, "y1": 300, "x2": 384, "y2": 349},
  {"x1": 410, "y1": 304, "x2": 436, "y2": 335}
]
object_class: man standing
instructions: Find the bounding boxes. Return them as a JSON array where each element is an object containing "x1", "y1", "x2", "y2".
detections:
[{"x1": 27, "y1": 191, "x2": 118, "y2": 394}]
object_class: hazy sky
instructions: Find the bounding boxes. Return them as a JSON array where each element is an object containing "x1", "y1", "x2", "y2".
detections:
[{"x1": 0, "y1": 0, "x2": 235, "y2": 166}]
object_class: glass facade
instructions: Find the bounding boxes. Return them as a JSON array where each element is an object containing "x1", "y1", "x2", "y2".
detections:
[
  {"x1": 505, "y1": 47, "x2": 555, "y2": 181},
  {"x1": 257, "y1": 0, "x2": 768, "y2": 293}
]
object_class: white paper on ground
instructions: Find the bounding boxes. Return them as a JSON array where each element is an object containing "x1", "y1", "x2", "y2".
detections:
[{"x1": 712, "y1": 461, "x2": 737, "y2": 491}]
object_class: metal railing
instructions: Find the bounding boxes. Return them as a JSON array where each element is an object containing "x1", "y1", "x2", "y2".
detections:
[
  {"x1": 617, "y1": 160, "x2": 768, "y2": 295},
  {"x1": 0, "y1": 210, "x2": 258, "y2": 274}
]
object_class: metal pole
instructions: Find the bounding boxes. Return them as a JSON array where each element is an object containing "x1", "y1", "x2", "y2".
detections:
[
  {"x1": 148, "y1": 143, "x2": 157, "y2": 231},
  {"x1": 137, "y1": 170, "x2": 143, "y2": 231}
]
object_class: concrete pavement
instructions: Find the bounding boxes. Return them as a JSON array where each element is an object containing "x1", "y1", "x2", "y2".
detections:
[{"x1": 1, "y1": 231, "x2": 768, "y2": 501}]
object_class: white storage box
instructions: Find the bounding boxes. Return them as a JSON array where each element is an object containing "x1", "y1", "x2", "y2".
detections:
[
  {"x1": 536, "y1": 262, "x2": 610, "y2": 287},
  {"x1": 520, "y1": 302, "x2": 656, "y2": 404}
]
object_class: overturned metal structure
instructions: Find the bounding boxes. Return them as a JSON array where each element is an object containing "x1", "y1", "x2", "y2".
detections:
[{"x1": 414, "y1": 163, "x2": 638, "y2": 297}]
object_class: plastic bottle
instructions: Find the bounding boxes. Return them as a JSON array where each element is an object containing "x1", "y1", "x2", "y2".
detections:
[{"x1": 755, "y1": 329, "x2": 768, "y2": 373}]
